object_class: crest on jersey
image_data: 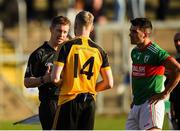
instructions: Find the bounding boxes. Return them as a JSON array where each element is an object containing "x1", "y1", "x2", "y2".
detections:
[
  {"x1": 45, "y1": 62, "x2": 53, "y2": 67},
  {"x1": 144, "y1": 55, "x2": 150, "y2": 63}
]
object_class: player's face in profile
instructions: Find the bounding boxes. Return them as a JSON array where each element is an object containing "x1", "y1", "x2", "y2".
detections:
[
  {"x1": 129, "y1": 25, "x2": 145, "y2": 45},
  {"x1": 51, "y1": 24, "x2": 69, "y2": 45}
]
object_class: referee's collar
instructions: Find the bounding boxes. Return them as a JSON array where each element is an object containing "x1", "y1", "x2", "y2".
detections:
[{"x1": 44, "y1": 41, "x2": 56, "y2": 51}]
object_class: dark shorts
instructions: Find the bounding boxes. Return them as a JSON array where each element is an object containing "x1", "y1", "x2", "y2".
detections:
[
  {"x1": 39, "y1": 99, "x2": 58, "y2": 130},
  {"x1": 53, "y1": 93, "x2": 95, "y2": 130}
]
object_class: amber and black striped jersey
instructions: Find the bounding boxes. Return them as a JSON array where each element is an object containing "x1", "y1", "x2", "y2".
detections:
[
  {"x1": 25, "y1": 42, "x2": 59, "y2": 102},
  {"x1": 54, "y1": 36, "x2": 111, "y2": 105}
]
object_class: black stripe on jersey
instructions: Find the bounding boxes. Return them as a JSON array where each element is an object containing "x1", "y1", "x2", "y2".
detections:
[
  {"x1": 74, "y1": 54, "x2": 78, "y2": 77},
  {"x1": 58, "y1": 38, "x2": 82, "y2": 63},
  {"x1": 88, "y1": 39, "x2": 109, "y2": 68}
]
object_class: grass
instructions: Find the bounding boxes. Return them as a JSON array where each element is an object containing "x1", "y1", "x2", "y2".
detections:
[
  {"x1": 94, "y1": 114, "x2": 126, "y2": 130},
  {"x1": 0, "y1": 121, "x2": 41, "y2": 130},
  {"x1": 0, "y1": 113, "x2": 170, "y2": 130}
]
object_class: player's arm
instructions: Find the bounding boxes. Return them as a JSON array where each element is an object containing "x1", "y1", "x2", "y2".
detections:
[
  {"x1": 24, "y1": 58, "x2": 52, "y2": 88},
  {"x1": 163, "y1": 57, "x2": 180, "y2": 95},
  {"x1": 24, "y1": 77, "x2": 44, "y2": 88},
  {"x1": 149, "y1": 57, "x2": 180, "y2": 104},
  {"x1": 24, "y1": 54, "x2": 41, "y2": 88},
  {"x1": 51, "y1": 61, "x2": 64, "y2": 86},
  {"x1": 95, "y1": 67, "x2": 113, "y2": 92},
  {"x1": 24, "y1": 73, "x2": 51, "y2": 88},
  {"x1": 24, "y1": 69, "x2": 51, "y2": 88}
]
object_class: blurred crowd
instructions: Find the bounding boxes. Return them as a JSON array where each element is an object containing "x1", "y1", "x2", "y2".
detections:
[{"x1": 0, "y1": 0, "x2": 177, "y2": 28}]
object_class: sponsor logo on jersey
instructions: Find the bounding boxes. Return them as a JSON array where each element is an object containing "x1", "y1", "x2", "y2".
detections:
[
  {"x1": 45, "y1": 62, "x2": 53, "y2": 67},
  {"x1": 132, "y1": 65, "x2": 145, "y2": 76},
  {"x1": 132, "y1": 64, "x2": 165, "y2": 77}
]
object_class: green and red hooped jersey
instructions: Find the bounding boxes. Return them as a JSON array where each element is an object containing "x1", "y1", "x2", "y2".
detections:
[{"x1": 131, "y1": 42, "x2": 171, "y2": 105}]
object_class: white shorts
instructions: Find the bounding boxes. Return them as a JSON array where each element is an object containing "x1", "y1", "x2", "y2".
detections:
[{"x1": 126, "y1": 100, "x2": 165, "y2": 130}]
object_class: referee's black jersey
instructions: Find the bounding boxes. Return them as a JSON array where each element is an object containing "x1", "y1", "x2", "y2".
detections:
[{"x1": 25, "y1": 42, "x2": 59, "y2": 101}]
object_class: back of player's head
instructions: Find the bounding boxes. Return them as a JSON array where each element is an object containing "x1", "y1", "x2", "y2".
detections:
[
  {"x1": 51, "y1": 16, "x2": 71, "y2": 28},
  {"x1": 75, "y1": 11, "x2": 94, "y2": 27}
]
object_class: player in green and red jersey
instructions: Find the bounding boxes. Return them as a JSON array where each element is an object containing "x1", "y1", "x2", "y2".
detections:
[
  {"x1": 51, "y1": 11, "x2": 113, "y2": 130},
  {"x1": 126, "y1": 18, "x2": 180, "y2": 130}
]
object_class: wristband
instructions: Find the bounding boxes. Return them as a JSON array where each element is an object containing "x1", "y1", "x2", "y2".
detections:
[{"x1": 40, "y1": 76, "x2": 44, "y2": 84}]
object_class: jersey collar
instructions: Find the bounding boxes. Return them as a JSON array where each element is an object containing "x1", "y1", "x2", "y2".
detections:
[
  {"x1": 137, "y1": 41, "x2": 152, "y2": 51},
  {"x1": 44, "y1": 41, "x2": 56, "y2": 52}
]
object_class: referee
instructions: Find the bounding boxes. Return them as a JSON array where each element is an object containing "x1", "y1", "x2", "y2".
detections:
[{"x1": 24, "y1": 16, "x2": 71, "y2": 130}]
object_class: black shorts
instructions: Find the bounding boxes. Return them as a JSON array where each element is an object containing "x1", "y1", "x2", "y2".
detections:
[
  {"x1": 39, "y1": 99, "x2": 58, "y2": 130},
  {"x1": 53, "y1": 93, "x2": 95, "y2": 130}
]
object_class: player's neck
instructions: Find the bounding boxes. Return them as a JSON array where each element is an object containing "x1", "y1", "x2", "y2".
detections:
[
  {"x1": 75, "y1": 27, "x2": 91, "y2": 38},
  {"x1": 47, "y1": 41, "x2": 58, "y2": 51},
  {"x1": 137, "y1": 39, "x2": 151, "y2": 49},
  {"x1": 76, "y1": 31, "x2": 90, "y2": 38}
]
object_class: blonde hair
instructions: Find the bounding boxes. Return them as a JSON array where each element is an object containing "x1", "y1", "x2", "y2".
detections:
[{"x1": 75, "y1": 11, "x2": 94, "y2": 27}]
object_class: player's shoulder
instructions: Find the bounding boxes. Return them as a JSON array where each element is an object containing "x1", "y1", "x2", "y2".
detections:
[
  {"x1": 152, "y1": 42, "x2": 170, "y2": 56},
  {"x1": 30, "y1": 42, "x2": 47, "y2": 58},
  {"x1": 61, "y1": 37, "x2": 82, "y2": 48},
  {"x1": 59, "y1": 38, "x2": 82, "y2": 53},
  {"x1": 149, "y1": 42, "x2": 163, "y2": 50},
  {"x1": 87, "y1": 38, "x2": 106, "y2": 53},
  {"x1": 146, "y1": 42, "x2": 165, "y2": 54}
]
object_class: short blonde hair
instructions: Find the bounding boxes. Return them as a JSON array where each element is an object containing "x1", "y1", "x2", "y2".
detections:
[{"x1": 75, "y1": 11, "x2": 94, "y2": 27}]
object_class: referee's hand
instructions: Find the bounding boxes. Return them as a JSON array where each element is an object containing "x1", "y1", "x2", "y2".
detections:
[{"x1": 43, "y1": 65, "x2": 51, "y2": 83}]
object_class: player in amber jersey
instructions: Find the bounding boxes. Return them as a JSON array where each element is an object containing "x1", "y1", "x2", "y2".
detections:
[
  {"x1": 126, "y1": 18, "x2": 180, "y2": 130},
  {"x1": 51, "y1": 11, "x2": 113, "y2": 130}
]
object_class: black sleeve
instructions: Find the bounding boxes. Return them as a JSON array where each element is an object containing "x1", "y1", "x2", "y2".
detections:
[
  {"x1": 101, "y1": 50, "x2": 110, "y2": 68},
  {"x1": 57, "y1": 43, "x2": 72, "y2": 63},
  {"x1": 24, "y1": 51, "x2": 42, "y2": 77}
]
